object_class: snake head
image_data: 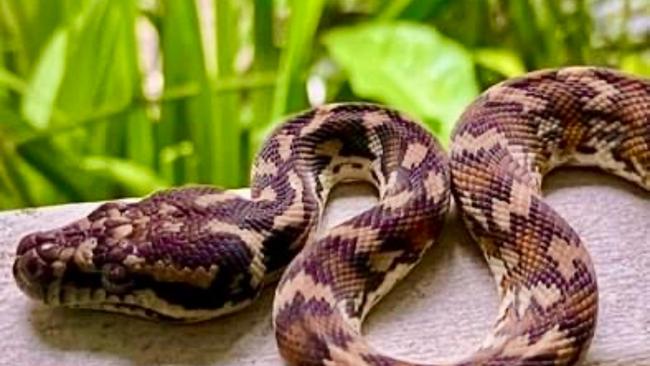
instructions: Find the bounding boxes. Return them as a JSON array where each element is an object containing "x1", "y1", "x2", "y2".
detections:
[
  {"x1": 14, "y1": 201, "x2": 139, "y2": 306},
  {"x1": 13, "y1": 189, "x2": 264, "y2": 321}
]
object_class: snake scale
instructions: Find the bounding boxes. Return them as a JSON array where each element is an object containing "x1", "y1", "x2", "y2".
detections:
[{"x1": 12, "y1": 67, "x2": 650, "y2": 365}]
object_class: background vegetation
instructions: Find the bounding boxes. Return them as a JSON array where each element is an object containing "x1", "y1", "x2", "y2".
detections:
[{"x1": 0, "y1": 0, "x2": 648, "y2": 209}]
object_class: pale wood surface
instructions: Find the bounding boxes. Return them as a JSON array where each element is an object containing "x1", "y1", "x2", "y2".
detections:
[{"x1": 0, "y1": 169, "x2": 648, "y2": 366}]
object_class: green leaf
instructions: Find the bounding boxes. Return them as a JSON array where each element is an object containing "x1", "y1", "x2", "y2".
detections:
[
  {"x1": 80, "y1": 156, "x2": 169, "y2": 197},
  {"x1": 620, "y1": 54, "x2": 650, "y2": 77},
  {"x1": 17, "y1": 140, "x2": 94, "y2": 202},
  {"x1": 473, "y1": 48, "x2": 526, "y2": 78},
  {"x1": 20, "y1": 29, "x2": 68, "y2": 129},
  {"x1": 323, "y1": 22, "x2": 478, "y2": 143},
  {"x1": 213, "y1": 0, "x2": 243, "y2": 187},
  {"x1": 0, "y1": 67, "x2": 28, "y2": 93},
  {"x1": 159, "y1": 0, "x2": 213, "y2": 185},
  {"x1": 271, "y1": 0, "x2": 325, "y2": 120},
  {"x1": 54, "y1": 1, "x2": 136, "y2": 123}
]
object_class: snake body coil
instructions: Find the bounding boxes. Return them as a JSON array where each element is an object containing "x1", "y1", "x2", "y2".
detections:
[{"x1": 13, "y1": 67, "x2": 650, "y2": 365}]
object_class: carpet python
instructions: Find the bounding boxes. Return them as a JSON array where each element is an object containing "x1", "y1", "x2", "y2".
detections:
[{"x1": 13, "y1": 67, "x2": 650, "y2": 365}]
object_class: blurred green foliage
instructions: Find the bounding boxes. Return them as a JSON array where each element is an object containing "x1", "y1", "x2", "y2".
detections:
[{"x1": 0, "y1": 0, "x2": 648, "y2": 209}]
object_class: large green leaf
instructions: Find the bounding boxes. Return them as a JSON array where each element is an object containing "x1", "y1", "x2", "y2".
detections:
[
  {"x1": 20, "y1": 28, "x2": 68, "y2": 129},
  {"x1": 323, "y1": 22, "x2": 478, "y2": 143}
]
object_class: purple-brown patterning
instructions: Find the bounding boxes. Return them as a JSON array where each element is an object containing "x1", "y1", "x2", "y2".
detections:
[
  {"x1": 13, "y1": 103, "x2": 450, "y2": 325},
  {"x1": 11, "y1": 67, "x2": 650, "y2": 365}
]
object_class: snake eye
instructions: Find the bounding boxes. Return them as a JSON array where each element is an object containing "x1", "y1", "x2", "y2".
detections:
[{"x1": 101, "y1": 263, "x2": 134, "y2": 294}]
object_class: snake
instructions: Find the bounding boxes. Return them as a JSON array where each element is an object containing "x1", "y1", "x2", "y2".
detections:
[{"x1": 12, "y1": 67, "x2": 650, "y2": 365}]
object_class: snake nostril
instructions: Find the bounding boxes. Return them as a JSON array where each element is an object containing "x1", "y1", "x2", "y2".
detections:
[{"x1": 16, "y1": 232, "x2": 56, "y2": 255}]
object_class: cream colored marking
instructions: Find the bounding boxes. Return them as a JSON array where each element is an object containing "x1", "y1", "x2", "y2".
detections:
[
  {"x1": 517, "y1": 286, "x2": 533, "y2": 319},
  {"x1": 454, "y1": 128, "x2": 505, "y2": 155},
  {"x1": 158, "y1": 202, "x2": 178, "y2": 215},
  {"x1": 491, "y1": 198, "x2": 512, "y2": 232},
  {"x1": 110, "y1": 224, "x2": 133, "y2": 240},
  {"x1": 59, "y1": 247, "x2": 75, "y2": 262},
  {"x1": 547, "y1": 236, "x2": 584, "y2": 281},
  {"x1": 91, "y1": 218, "x2": 107, "y2": 230},
  {"x1": 324, "y1": 343, "x2": 371, "y2": 366},
  {"x1": 361, "y1": 110, "x2": 388, "y2": 129},
  {"x1": 107, "y1": 208, "x2": 121, "y2": 219},
  {"x1": 481, "y1": 288, "x2": 518, "y2": 349},
  {"x1": 194, "y1": 193, "x2": 235, "y2": 207},
  {"x1": 485, "y1": 254, "x2": 508, "y2": 296},
  {"x1": 502, "y1": 324, "x2": 568, "y2": 358},
  {"x1": 123, "y1": 254, "x2": 145, "y2": 268},
  {"x1": 531, "y1": 282, "x2": 562, "y2": 309},
  {"x1": 382, "y1": 189, "x2": 413, "y2": 210},
  {"x1": 572, "y1": 151, "x2": 632, "y2": 182},
  {"x1": 370, "y1": 159, "x2": 386, "y2": 187},
  {"x1": 273, "y1": 271, "x2": 338, "y2": 319},
  {"x1": 486, "y1": 85, "x2": 548, "y2": 113},
  {"x1": 401, "y1": 142, "x2": 429, "y2": 169},
  {"x1": 257, "y1": 186, "x2": 277, "y2": 201},
  {"x1": 535, "y1": 115, "x2": 561, "y2": 138},
  {"x1": 423, "y1": 171, "x2": 447, "y2": 200},
  {"x1": 557, "y1": 66, "x2": 594, "y2": 78},
  {"x1": 76, "y1": 218, "x2": 91, "y2": 231},
  {"x1": 299, "y1": 105, "x2": 334, "y2": 136},
  {"x1": 630, "y1": 156, "x2": 650, "y2": 189},
  {"x1": 491, "y1": 179, "x2": 533, "y2": 233},
  {"x1": 139, "y1": 261, "x2": 219, "y2": 288},
  {"x1": 51, "y1": 261, "x2": 66, "y2": 277},
  {"x1": 276, "y1": 133, "x2": 294, "y2": 161},
  {"x1": 254, "y1": 158, "x2": 278, "y2": 176},
  {"x1": 584, "y1": 78, "x2": 619, "y2": 112},
  {"x1": 74, "y1": 238, "x2": 97, "y2": 271}
]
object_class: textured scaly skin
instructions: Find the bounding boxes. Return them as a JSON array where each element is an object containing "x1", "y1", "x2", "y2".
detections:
[
  {"x1": 273, "y1": 68, "x2": 649, "y2": 365},
  {"x1": 13, "y1": 103, "x2": 449, "y2": 324},
  {"x1": 13, "y1": 68, "x2": 650, "y2": 365}
]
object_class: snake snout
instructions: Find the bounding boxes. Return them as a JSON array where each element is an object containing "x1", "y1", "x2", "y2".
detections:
[
  {"x1": 14, "y1": 232, "x2": 72, "y2": 301},
  {"x1": 16, "y1": 231, "x2": 54, "y2": 255},
  {"x1": 13, "y1": 243, "x2": 52, "y2": 301}
]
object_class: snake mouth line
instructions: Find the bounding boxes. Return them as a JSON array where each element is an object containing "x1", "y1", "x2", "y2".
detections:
[
  {"x1": 68, "y1": 302, "x2": 186, "y2": 321},
  {"x1": 40, "y1": 282, "x2": 188, "y2": 321},
  {"x1": 38, "y1": 279, "x2": 256, "y2": 322}
]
